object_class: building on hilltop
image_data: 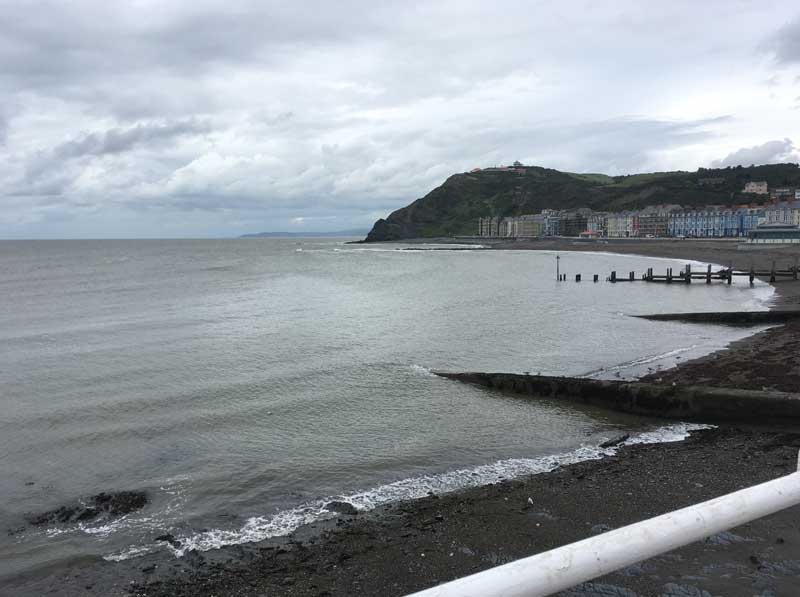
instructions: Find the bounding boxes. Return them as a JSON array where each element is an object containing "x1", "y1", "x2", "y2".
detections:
[
  {"x1": 770, "y1": 188, "x2": 795, "y2": 202},
  {"x1": 743, "y1": 181, "x2": 768, "y2": 195}
]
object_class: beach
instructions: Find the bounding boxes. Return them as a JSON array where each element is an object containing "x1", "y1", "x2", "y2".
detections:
[
  {"x1": 6, "y1": 239, "x2": 800, "y2": 597},
  {"x1": 25, "y1": 427, "x2": 798, "y2": 597}
]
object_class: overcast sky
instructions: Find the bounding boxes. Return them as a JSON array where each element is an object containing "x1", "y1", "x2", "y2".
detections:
[{"x1": 1, "y1": 1, "x2": 799, "y2": 238}]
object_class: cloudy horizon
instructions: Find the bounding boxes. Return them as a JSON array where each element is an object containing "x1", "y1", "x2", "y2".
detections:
[{"x1": 1, "y1": 1, "x2": 799, "y2": 239}]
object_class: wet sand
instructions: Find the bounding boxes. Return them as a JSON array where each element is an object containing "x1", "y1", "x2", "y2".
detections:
[{"x1": 12, "y1": 239, "x2": 800, "y2": 597}]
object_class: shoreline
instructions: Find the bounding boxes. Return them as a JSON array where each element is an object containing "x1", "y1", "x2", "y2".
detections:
[
  {"x1": 10, "y1": 239, "x2": 800, "y2": 596},
  {"x1": 18, "y1": 426, "x2": 799, "y2": 597}
]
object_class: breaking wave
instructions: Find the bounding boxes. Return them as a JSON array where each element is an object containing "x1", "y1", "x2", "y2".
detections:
[{"x1": 105, "y1": 422, "x2": 712, "y2": 561}]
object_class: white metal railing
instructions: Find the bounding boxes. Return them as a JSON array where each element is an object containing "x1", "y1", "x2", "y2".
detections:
[{"x1": 407, "y1": 452, "x2": 800, "y2": 597}]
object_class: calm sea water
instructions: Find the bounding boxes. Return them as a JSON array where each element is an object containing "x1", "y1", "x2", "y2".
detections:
[{"x1": 0, "y1": 239, "x2": 772, "y2": 582}]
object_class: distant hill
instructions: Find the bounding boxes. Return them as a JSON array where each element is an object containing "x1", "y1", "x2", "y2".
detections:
[
  {"x1": 241, "y1": 229, "x2": 369, "y2": 238},
  {"x1": 363, "y1": 163, "x2": 800, "y2": 242}
]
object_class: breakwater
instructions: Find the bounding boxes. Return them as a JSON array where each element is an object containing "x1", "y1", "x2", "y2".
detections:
[
  {"x1": 634, "y1": 310, "x2": 800, "y2": 325},
  {"x1": 435, "y1": 371, "x2": 800, "y2": 424}
]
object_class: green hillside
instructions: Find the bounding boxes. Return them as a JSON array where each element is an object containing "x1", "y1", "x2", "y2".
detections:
[{"x1": 363, "y1": 163, "x2": 800, "y2": 242}]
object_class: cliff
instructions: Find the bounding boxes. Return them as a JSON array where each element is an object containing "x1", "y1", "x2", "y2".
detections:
[{"x1": 363, "y1": 163, "x2": 800, "y2": 242}]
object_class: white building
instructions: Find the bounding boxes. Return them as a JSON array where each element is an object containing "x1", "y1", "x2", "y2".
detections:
[{"x1": 743, "y1": 181, "x2": 768, "y2": 195}]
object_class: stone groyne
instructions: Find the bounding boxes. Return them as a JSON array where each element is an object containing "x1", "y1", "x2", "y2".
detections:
[
  {"x1": 435, "y1": 371, "x2": 800, "y2": 424},
  {"x1": 634, "y1": 310, "x2": 800, "y2": 325}
]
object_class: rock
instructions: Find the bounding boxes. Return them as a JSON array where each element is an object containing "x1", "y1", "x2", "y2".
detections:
[
  {"x1": 26, "y1": 490, "x2": 148, "y2": 526},
  {"x1": 155, "y1": 533, "x2": 175, "y2": 542},
  {"x1": 325, "y1": 501, "x2": 359, "y2": 516},
  {"x1": 155, "y1": 533, "x2": 182, "y2": 548},
  {"x1": 600, "y1": 434, "x2": 630, "y2": 449}
]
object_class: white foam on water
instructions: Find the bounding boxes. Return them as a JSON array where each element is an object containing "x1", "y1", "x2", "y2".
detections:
[
  {"x1": 103, "y1": 422, "x2": 713, "y2": 562},
  {"x1": 408, "y1": 364, "x2": 436, "y2": 377},
  {"x1": 742, "y1": 283, "x2": 776, "y2": 310},
  {"x1": 19, "y1": 475, "x2": 192, "y2": 562}
]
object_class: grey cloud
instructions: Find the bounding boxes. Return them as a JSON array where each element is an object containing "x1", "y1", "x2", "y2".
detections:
[
  {"x1": 18, "y1": 119, "x2": 209, "y2": 199},
  {"x1": 51, "y1": 119, "x2": 209, "y2": 160},
  {"x1": 712, "y1": 138, "x2": 799, "y2": 167},
  {"x1": 770, "y1": 18, "x2": 800, "y2": 63},
  {"x1": 1, "y1": 1, "x2": 799, "y2": 237}
]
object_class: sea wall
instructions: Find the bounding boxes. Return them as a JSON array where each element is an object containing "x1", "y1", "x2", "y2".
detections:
[{"x1": 436, "y1": 371, "x2": 800, "y2": 424}]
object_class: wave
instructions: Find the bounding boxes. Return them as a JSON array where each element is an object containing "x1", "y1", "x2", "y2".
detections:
[
  {"x1": 104, "y1": 422, "x2": 712, "y2": 561},
  {"x1": 408, "y1": 364, "x2": 435, "y2": 377}
]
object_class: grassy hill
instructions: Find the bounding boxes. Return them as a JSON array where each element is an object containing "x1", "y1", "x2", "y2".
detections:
[{"x1": 363, "y1": 163, "x2": 800, "y2": 242}]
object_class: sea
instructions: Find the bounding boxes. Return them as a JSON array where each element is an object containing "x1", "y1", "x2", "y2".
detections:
[{"x1": 0, "y1": 238, "x2": 774, "y2": 586}]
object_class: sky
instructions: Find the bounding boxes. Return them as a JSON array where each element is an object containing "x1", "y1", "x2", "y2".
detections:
[{"x1": 1, "y1": 1, "x2": 799, "y2": 238}]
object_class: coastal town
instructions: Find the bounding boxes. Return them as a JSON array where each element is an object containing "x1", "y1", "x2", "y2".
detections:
[{"x1": 477, "y1": 176, "x2": 800, "y2": 244}]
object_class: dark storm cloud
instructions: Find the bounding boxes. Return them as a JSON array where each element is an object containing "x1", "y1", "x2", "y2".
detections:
[{"x1": 712, "y1": 138, "x2": 799, "y2": 167}]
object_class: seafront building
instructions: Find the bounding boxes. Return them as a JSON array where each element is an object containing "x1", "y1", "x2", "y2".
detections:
[
  {"x1": 475, "y1": 184, "x2": 800, "y2": 239},
  {"x1": 476, "y1": 204, "x2": 772, "y2": 239},
  {"x1": 746, "y1": 223, "x2": 800, "y2": 244},
  {"x1": 765, "y1": 201, "x2": 800, "y2": 226},
  {"x1": 606, "y1": 211, "x2": 638, "y2": 238}
]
